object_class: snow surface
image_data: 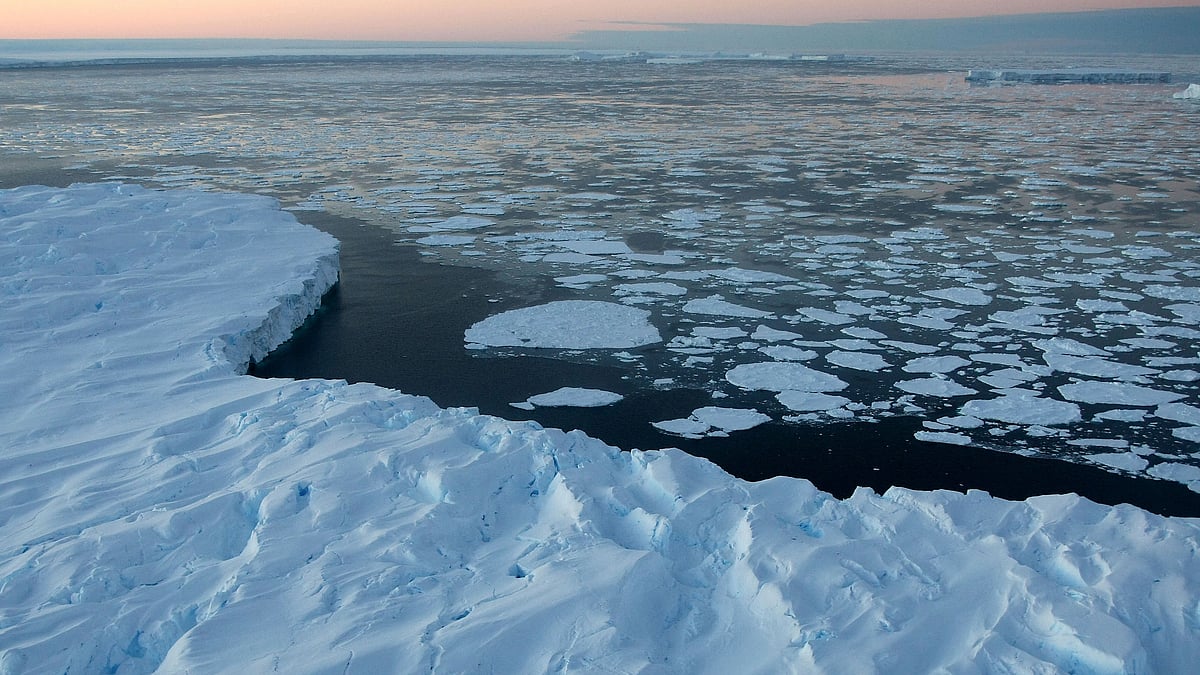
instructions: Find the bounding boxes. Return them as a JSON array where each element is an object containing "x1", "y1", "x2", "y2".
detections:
[{"x1": 3, "y1": 185, "x2": 1200, "y2": 674}]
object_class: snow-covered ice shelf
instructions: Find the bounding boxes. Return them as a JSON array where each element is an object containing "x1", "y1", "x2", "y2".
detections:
[{"x1": 3, "y1": 184, "x2": 1200, "y2": 673}]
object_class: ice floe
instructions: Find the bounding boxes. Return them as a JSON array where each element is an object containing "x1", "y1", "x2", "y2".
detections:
[
  {"x1": 962, "y1": 392, "x2": 1083, "y2": 426},
  {"x1": 522, "y1": 387, "x2": 625, "y2": 408},
  {"x1": 465, "y1": 300, "x2": 661, "y2": 349},
  {"x1": 726, "y1": 362, "x2": 849, "y2": 393},
  {"x1": 653, "y1": 406, "x2": 771, "y2": 438}
]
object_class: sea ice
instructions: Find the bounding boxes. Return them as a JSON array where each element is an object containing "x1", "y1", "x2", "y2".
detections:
[
  {"x1": 903, "y1": 355, "x2": 971, "y2": 374},
  {"x1": 752, "y1": 325, "x2": 802, "y2": 342},
  {"x1": 1175, "y1": 83, "x2": 1200, "y2": 99},
  {"x1": 1088, "y1": 453, "x2": 1151, "y2": 473},
  {"x1": 962, "y1": 392, "x2": 1082, "y2": 426},
  {"x1": 557, "y1": 239, "x2": 633, "y2": 255},
  {"x1": 1043, "y1": 353, "x2": 1159, "y2": 379},
  {"x1": 826, "y1": 350, "x2": 891, "y2": 371},
  {"x1": 896, "y1": 378, "x2": 978, "y2": 397},
  {"x1": 726, "y1": 362, "x2": 849, "y2": 393},
  {"x1": 652, "y1": 406, "x2": 771, "y2": 438},
  {"x1": 798, "y1": 307, "x2": 855, "y2": 325},
  {"x1": 775, "y1": 391, "x2": 851, "y2": 412},
  {"x1": 614, "y1": 281, "x2": 688, "y2": 296},
  {"x1": 682, "y1": 295, "x2": 774, "y2": 318},
  {"x1": 1057, "y1": 382, "x2": 1184, "y2": 406},
  {"x1": 525, "y1": 387, "x2": 624, "y2": 408},
  {"x1": 416, "y1": 234, "x2": 475, "y2": 246},
  {"x1": 922, "y1": 287, "x2": 993, "y2": 306},
  {"x1": 465, "y1": 301, "x2": 662, "y2": 349},
  {"x1": 915, "y1": 431, "x2": 973, "y2": 446}
]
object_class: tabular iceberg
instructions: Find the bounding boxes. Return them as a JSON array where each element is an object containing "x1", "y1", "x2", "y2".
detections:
[{"x1": 2, "y1": 184, "x2": 1199, "y2": 674}]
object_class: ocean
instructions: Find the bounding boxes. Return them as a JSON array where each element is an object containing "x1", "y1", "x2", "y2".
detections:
[{"x1": 3, "y1": 46, "x2": 1199, "y2": 512}]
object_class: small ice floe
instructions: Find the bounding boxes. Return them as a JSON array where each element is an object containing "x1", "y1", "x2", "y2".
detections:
[
  {"x1": 933, "y1": 203, "x2": 995, "y2": 214},
  {"x1": 682, "y1": 295, "x2": 774, "y2": 318},
  {"x1": 726, "y1": 362, "x2": 848, "y2": 393},
  {"x1": 652, "y1": 406, "x2": 771, "y2": 438},
  {"x1": 826, "y1": 350, "x2": 891, "y2": 371},
  {"x1": 760, "y1": 345, "x2": 818, "y2": 361},
  {"x1": 775, "y1": 391, "x2": 851, "y2": 412},
  {"x1": 517, "y1": 387, "x2": 624, "y2": 408},
  {"x1": 1043, "y1": 353, "x2": 1158, "y2": 379},
  {"x1": 752, "y1": 325, "x2": 803, "y2": 342},
  {"x1": 798, "y1": 307, "x2": 855, "y2": 325},
  {"x1": 1057, "y1": 382, "x2": 1184, "y2": 406},
  {"x1": 1086, "y1": 453, "x2": 1150, "y2": 473},
  {"x1": 409, "y1": 215, "x2": 493, "y2": 232},
  {"x1": 921, "y1": 287, "x2": 993, "y2": 306},
  {"x1": 555, "y1": 273, "x2": 608, "y2": 288},
  {"x1": 1155, "y1": 402, "x2": 1200, "y2": 426},
  {"x1": 416, "y1": 234, "x2": 476, "y2": 246},
  {"x1": 902, "y1": 355, "x2": 971, "y2": 374},
  {"x1": 465, "y1": 301, "x2": 661, "y2": 349},
  {"x1": 895, "y1": 378, "x2": 978, "y2": 397},
  {"x1": 613, "y1": 282, "x2": 688, "y2": 297},
  {"x1": 914, "y1": 431, "x2": 972, "y2": 446},
  {"x1": 556, "y1": 239, "x2": 633, "y2": 255},
  {"x1": 707, "y1": 267, "x2": 798, "y2": 283},
  {"x1": 961, "y1": 391, "x2": 1082, "y2": 426}
]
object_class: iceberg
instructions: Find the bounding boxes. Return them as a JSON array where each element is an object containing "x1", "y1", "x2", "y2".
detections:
[
  {"x1": 1173, "y1": 83, "x2": 1200, "y2": 99},
  {"x1": 3, "y1": 185, "x2": 1200, "y2": 674}
]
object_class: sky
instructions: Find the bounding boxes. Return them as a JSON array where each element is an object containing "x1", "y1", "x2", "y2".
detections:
[{"x1": 2, "y1": 0, "x2": 1199, "y2": 42}]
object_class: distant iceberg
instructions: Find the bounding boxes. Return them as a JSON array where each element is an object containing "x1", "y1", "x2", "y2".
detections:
[
  {"x1": 967, "y1": 69, "x2": 1171, "y2": 84},
  {"x1": 1174, "y1": 83, "x2": 1200, "y2": 99}
]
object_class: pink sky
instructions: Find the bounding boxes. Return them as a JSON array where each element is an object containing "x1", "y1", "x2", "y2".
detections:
[{"x1": 3, "y1": 0, "x2": 1199, "y2": 41}]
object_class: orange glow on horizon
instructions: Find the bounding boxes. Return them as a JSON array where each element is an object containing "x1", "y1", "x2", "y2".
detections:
[{"x1": 2, "y1": 0, "x2": 1199, "y2": 41}]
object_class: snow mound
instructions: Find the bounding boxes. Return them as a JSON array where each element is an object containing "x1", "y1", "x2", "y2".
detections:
[
  {"x1": 465, "y1": 300, "x2": 662, "y2": 349},
  {"x1": 3, "y1": 185, "x2": 1200, "y2": 675}
]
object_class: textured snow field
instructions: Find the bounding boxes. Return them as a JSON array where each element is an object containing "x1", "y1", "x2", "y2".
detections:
[{"x1": 3, "y1": 184, "x2": 1199, "y2": 673}]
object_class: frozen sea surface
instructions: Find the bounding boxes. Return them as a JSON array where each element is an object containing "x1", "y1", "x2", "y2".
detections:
[
  {"x1": 4, "y1": 183, "x2": 1200, "y2": 674},
  {"x1": 3, "y1": 53, "x2": 1200, "y2": 494}
]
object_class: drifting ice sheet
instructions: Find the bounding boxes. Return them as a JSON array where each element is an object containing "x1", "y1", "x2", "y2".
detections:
[
  {"x1": 3, "y1": 185, "x2": 1199, "y2": 675},
  {"x1": 465, "y1": 300, "x2": 662, "y2": 349},
  {"x1": 524, "y1": 387, "x2": 624, "y2": 408}
]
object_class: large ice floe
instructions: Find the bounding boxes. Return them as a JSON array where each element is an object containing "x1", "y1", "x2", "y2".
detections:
[{"x1": 3, "y1": 184, "x2": 1199, "y2": 673}]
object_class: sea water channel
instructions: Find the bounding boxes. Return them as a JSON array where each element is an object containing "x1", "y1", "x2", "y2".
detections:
[{"x1": 3, "y1": 52, "x2": 1200, "y2": 513}]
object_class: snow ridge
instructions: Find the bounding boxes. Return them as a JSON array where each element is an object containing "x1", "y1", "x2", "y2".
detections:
[{"x1": 2, "y1": 185, "x2": 1199, "y2": 674}]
